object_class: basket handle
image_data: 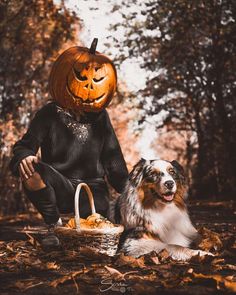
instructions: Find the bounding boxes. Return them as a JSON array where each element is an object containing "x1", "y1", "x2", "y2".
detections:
[{"x1": 74, "y1": 183, "x2": 96, "y2": 231}]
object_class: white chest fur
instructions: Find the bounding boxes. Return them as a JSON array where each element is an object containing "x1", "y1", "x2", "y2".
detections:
[{"x1": 145, "y1": 203, "x2": 197, "y2": 247}]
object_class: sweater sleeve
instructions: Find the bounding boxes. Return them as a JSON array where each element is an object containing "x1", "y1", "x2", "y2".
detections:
[
  {"x1": 101, "y1": 111, "x2": 129, "y2": 193},
  {"x1": 9, "y1": 103, "x2": 53, "y2": 176}
]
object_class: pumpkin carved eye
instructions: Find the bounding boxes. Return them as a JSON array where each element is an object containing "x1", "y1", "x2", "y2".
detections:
[
  {"x1": 73, "y1": 68, "x2": 87, "y2": 81},
  {"x1": 93, "y1": 77, "x2": 105, "y2": 82}
]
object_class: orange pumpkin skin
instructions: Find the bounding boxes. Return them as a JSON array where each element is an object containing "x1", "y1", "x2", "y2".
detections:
[{"x1": 49, "y1": 44, "x2": 117, "y2": 113}]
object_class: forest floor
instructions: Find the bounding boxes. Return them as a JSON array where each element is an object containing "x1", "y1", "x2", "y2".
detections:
[{"x1": 0, "y1": 200, "x2": 235, "y2": 295}]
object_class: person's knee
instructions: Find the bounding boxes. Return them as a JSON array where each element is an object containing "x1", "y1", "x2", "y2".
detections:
[{"x1": 23, "y1": 172, "x2": 46, "y2": 191}]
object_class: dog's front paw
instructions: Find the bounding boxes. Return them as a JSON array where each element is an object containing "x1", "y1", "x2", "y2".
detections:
[
  {"x1": 172, "y1": 249, "x2": 214, "y2": 261},
  {"x1": 121, "y1": 239, "x2": 143, "y2": 258},
  {"x1": 192, "y1": 249, "x2": 215, "y2": 257},
  {"x1": 121, "y1": 238, "x2": 154, "y2": 258},
  {"x1": 170, "y1": 250, "x2": 193, "y2": 261},
  {"x1": 167, "y1": 245, "x2": 214, "y2": 261}
]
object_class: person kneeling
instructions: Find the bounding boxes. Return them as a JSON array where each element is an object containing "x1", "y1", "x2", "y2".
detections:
[{"x1": 9, "y1": 40, "x2": 128, "y2": 249}]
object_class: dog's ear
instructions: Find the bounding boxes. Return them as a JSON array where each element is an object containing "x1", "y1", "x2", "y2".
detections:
[
  {"x1": 129, "y1": 158, "x2": 147, "y2": 187},
  {"x1": 171, "y1": 160, "x2": 186, "y2": 184}
]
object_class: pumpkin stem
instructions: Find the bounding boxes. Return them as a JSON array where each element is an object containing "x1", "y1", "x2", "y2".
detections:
[{"x1": 89, "y1": 38, "x2": 98, "y2": 54}]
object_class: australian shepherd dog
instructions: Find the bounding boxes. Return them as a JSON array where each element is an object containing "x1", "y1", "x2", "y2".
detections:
[{"x1": 110, "y1": 158, "x2": 213, "y2": 261}]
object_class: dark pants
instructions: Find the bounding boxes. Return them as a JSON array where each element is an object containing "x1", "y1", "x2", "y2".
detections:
[{"x1": 24, "y1": 162, "x2": 110, "y2": 224}]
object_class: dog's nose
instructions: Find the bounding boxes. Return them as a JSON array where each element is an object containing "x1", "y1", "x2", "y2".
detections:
[{"x1": 164, "y1": 180, "x2": 174, "y2": 189}]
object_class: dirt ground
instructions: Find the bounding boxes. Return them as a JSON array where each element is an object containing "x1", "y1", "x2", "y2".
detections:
[{"x1": 0, "y1": 200, "x2": 235, "y2": 295}]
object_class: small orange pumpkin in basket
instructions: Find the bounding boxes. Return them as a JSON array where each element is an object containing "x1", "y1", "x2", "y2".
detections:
[{"x1": 66, "y1": 213, "x2": 115, "y2": 230}]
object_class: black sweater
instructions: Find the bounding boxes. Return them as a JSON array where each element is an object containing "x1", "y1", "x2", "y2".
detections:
[{"x1": 9, "y1": 102, "x2": 128, "y2": 193}]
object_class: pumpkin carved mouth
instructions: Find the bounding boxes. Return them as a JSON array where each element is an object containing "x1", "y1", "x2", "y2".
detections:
[{"x1": 66, "y1": 84, "x2": 105, "y2": 105}]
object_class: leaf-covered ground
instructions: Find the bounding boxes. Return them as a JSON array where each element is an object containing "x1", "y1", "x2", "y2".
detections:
[{"x1": 0, "y1": 200, "x2": 235, "y2": 295}]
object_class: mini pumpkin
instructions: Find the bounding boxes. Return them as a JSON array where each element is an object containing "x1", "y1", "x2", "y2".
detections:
[{"x1": 49, "y1": 38, "x2": 117, "y2": 113}]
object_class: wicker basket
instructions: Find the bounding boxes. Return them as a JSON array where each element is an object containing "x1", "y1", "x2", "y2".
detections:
[{"x1": 55, "y1": 183, "x2": 124, "y2": 256}]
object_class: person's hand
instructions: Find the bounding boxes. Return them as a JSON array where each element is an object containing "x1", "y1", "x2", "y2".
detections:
[{"x1": 19, "y1": 156, "x2": 38, "y2": 180}]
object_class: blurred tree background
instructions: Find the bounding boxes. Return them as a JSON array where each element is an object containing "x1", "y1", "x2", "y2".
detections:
[
  {"x1": 0, "y1": 0, "x2": 78, "y2": 214},
  {"x1": 110, "y1": 0, "x2": 236, "y2": 199},
  {"x1": 0, "y1": 0, "x2": 235, "y2": 215}
]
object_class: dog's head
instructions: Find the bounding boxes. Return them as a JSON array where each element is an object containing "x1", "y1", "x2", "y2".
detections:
[{"x1": 129, "y1": 158, "x2": 186, "y2": 205}]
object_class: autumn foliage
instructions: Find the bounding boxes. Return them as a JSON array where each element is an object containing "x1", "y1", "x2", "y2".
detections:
[{"x1": 0, "y1": 0, "x2": 78, "y2": 214}]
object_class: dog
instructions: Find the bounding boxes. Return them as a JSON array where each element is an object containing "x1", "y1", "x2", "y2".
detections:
[{"x1": 110, "y1": 158, "x2": 213, "y2": 261}]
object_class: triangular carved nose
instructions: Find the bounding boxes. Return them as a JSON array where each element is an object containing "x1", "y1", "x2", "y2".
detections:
[{"x1": 84, "y1": 84, "x2": 94, "y2": 90}]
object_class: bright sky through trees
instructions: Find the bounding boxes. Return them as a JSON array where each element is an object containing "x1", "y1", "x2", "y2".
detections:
[{"x1": 54, "y1": 0, "x2": 147, "y2": 92}]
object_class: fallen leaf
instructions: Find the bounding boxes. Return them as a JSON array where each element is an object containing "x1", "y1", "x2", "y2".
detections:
[
  {"x1": 46, "y1": 262, "x2": 60, "y2": 270},
  {"x1": 213, "y1": 264, "x2": 236, "y2": 271},
  {"x1": 50, "y1": 270, "x2": 84, "y2": 288},
  {"x1": 187, "y1": 268, "x2": 194, "y2": 274},
  {"x1": 161, "y1": 276, "x2": 183, "y2": 288},
  {"x1": 25, "y1": 233, "x2": 41, "y2": 248},
  {"x1": 211, "y1": 258, "x2": 225, "y2": 265},
  {"x1": 192, "y1": 272, "x2": 236, "y2": 292},
  {"x1": 149, "y1": 256, "x2": 160, "y2": 265},
  {"x1": 142, "y1": 251, "x2": 161, "y2": 265},
  {"x1": 13, "y1": 281, "x2": 27, "y2": 290},
  {"x1": 72, "y1": 275, "x2": 79, "y2": 293},
  {"x1": 224, "y1": 264, "x2": 236, "y2": 271},
  {"x1": 114, "y1": 253, "x2": 146, "y2": 268},
  {"x1": 157, "y1": 249, "x2": 171, "y2": 262},
  {"x1": 104, "y1": 265, "x2": 138, "y2": 281},
  {"x1": 24, "y1": 282, "x2": 44, "y2": 290},
  {"x1": 104, "y1": 266, "x2": 125, "y2": 281},
  {"x1": 189, "y1": 252, "x2": 214, "y2": 264},
  {"x1": 79, "y1": 247, "x2": 111, "y2": 262},
  {"x1": 13, "y1": 280, "x2": 44, "y2": 291},
  {"x1": 180, "y1": 276, "x2": 193, "y2": 285},
  {"x1": 198, "y1": 227, "x2": 223, "y2": 252},
  {"x1": 6, "y1": 245, "x2": 14, "y2": 252}
]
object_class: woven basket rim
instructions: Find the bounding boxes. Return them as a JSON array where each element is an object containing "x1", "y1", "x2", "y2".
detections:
[{"x1": 55, "y1": 223, "x2": 124, "y2": 235}]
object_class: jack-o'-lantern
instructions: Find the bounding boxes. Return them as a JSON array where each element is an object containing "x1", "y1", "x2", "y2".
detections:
[{"x1": 49, "y1": 38, "x2": 117, "y2": 113}]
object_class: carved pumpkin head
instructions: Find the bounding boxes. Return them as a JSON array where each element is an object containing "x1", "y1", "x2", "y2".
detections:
[{"x1": 49, "y1": 38, "x2": 117, "y2": 113}]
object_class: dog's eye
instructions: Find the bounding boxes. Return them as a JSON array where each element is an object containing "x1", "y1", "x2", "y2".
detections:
[
  {"x1": 169, "y1": 169, "x2": 176, "y2": 175},
  {"x1": 145, "y1": 172, "x2": 160, "y2": 182}
]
